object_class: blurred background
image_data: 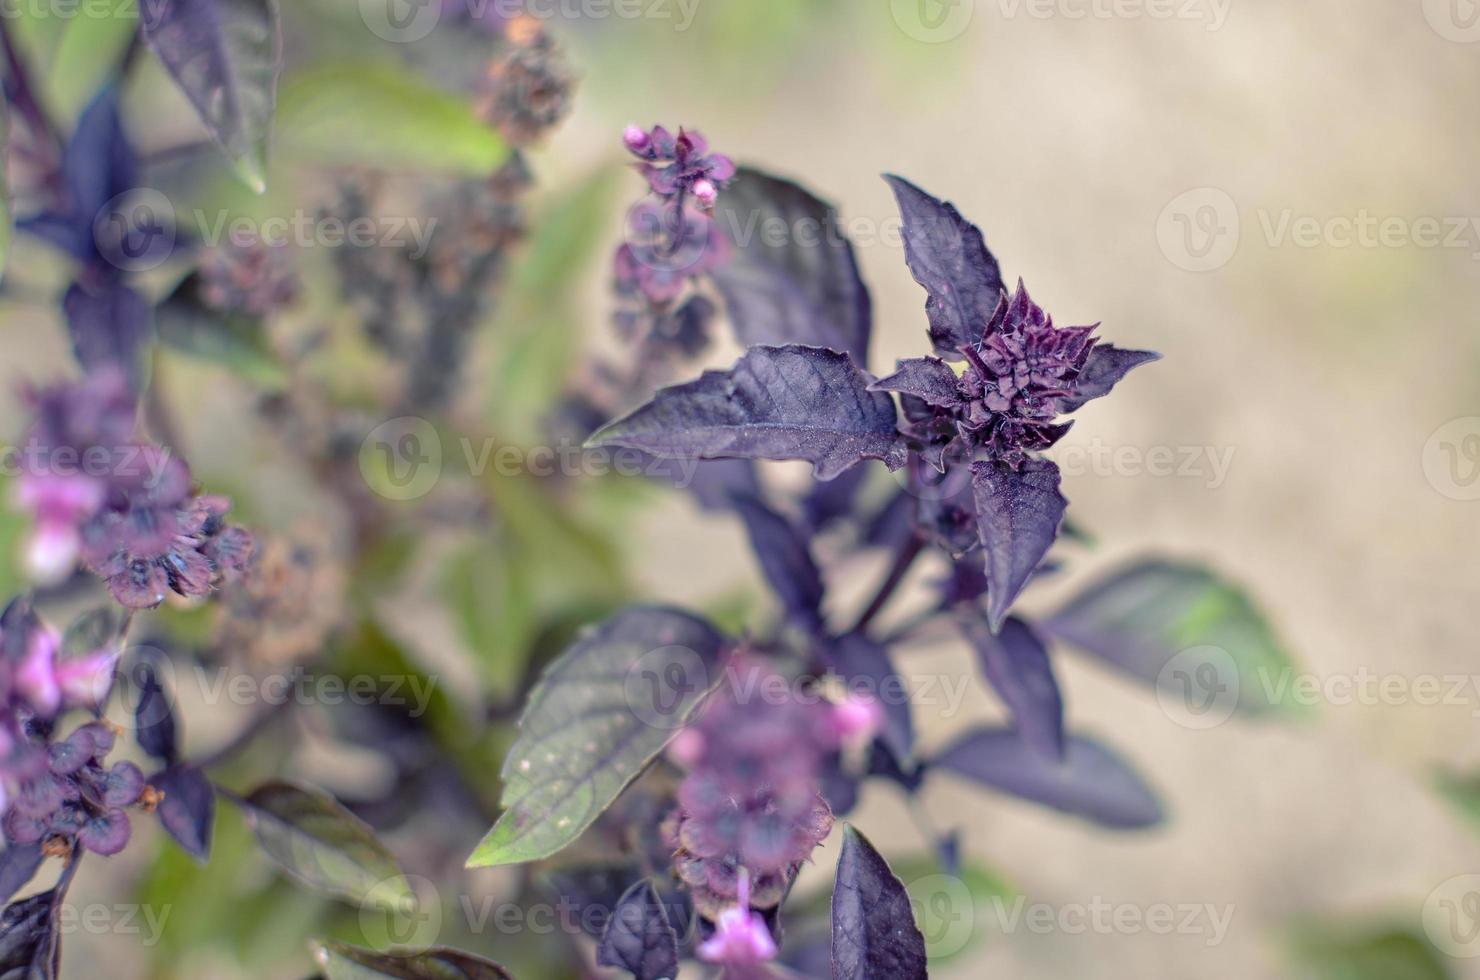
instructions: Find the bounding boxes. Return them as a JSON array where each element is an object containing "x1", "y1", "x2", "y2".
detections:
[{"x1": 2, "y1": 0, "x2": 1478, "y2": 977}]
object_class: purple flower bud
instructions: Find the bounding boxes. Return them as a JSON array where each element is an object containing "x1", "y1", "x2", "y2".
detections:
[
  {"x1": 692, "y1": 178, "x2": 718, "y2": 209},
  {"x1": 100, "y1": 762, "x2": 145, "y2": 807},
  {"x1": 77, "y1": 807, "x2": 130, "y2": 855},
  {"x1": 48, "y1": 729, "x2": 97, "y2": 776},
  {"x1": 14, "y1": 625, "x2": 62, "y2": 717},
  {"x1": 55, "y1": 649, "x2": 121, "y2": 713},
  {"x1": 623, "y1": 124, "x2": 651, "y2": 156}
]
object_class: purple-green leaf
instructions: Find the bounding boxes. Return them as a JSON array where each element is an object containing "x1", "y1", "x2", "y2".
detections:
[
  {"x1": 238, "y1": 781, "x2": 412, "y2": 911},
  {"x1": 596, "y1": 880, "x2": 679, "y2": 980},
  {"x1": 0, "y1": 845, "x2": 42, "y2": 905},
  {"x1": 467, "y1": 607, "x2": 727, "y2": 868},
  {"x1": 589, "y1": 344, "x2": 905, "y2": 481},
  {"x1": 934, "y1": 727, "x2": 1163, "y2": 829},
  {"x1": 958, "y1": 613, "x2": 1064, "y2": 760},
  {"x1": 712, "y1": 168, "x2": 873, "y2": 364},
  {"x1": 1041, "y1": 559, "x2": 1303, "y2": 717},
  {"x1": 1057, "y1": 345, "x2": 1161, "y2": 412},
  {"x1": 884, "y1": 174, "x2": 1004, "y2": 360},
  {"x1": 871, "y1": 356, "x2": 962, "y2": 409},
  {"x1": 311, "y1": 939, "x2": 512, "y2": 979},
  {"x1": 972, "y1": 458, "x2": 1067, "y2": 630},
  {"x1": 831, "y1": 825, "x2": 927, "y2": 980},
  {"x1": 141, "y1": 0, "x2": 282, "y2": 192}
]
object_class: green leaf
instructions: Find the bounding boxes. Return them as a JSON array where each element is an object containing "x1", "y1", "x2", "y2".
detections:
[
  {"x1": 488, "y1": 165, "x2": 621, "y2": 443},
  {"x1": 45, "y1": 6, "x2": 137, "y2": 125},
  {"x1": 466, "y1": 607, "x2": 728, "y2": 868},
  {"x1": 889, "y1": 856, "x2": 1016, "y2": 966},
  {"x1": 155, "y1": 274, "x2": 287, "y2": 387},
  {"x1": 236, "y1": 781, "x2": 412, "y2": 912},
  {"x1": 1044, "y1": 559, "x2": 1308, "y2": 718},
  {"x1": 443, "y1": 538, "x2": 535, "y2": 702},
  {"x1": 276, "y1": 63, "x2": 508, "y2": 175},
  {"x1": 311, "y1": 940, "x2": 512, "y2": 980},
  {"x1": 1286, "y1": 924, "x2": 1452, "y2": 980},
  {"x1": 1436, "y1": 768, "x2": 1480, "y2": 836}
]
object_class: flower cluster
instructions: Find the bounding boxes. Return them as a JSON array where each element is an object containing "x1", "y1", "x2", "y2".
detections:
[
  {"x1": 0, "y1": 600, "x2": 147, "y2": 857},
  {"x1": 198, "y1": 235, "x2": 301, "y2": 317},
  {"x1": 892, "y1": 280, "x2": 1103, "y2": 471},
  {"x1": 14, "y1": 370, "x2": 254, "y2": 608},
  {"x1": 476, "y1": 19, "x2": 574, "y2": 146},
  {"x1": 661, "y1": 660, "x2": 838, "y2": 929},
  {"x1": 615, "y1": 126, "x2": 735, "y2": 304}
]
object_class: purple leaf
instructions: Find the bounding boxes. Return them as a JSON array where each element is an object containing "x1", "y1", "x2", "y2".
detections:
[
  {"x1": 822, "y1": 633, "x2": 915, "y2": 762},
  {"x1": 884, "y1": 174, "x2": 1004, "y2": 360},
  {"x1": 150, "y1": 765, "x2": 215, "y2": 863},
  {"x1": 801, "y1": 463, "x2": 871, "y2": 532},
  {"x1": 140, "y1": 0, "x2": 282, "y2": 192},
  {"x1": 871, "y1": 355, "x2": 962, "y2": 409},
  {"x1": 934, "y1": 727, "x2": 1163, "y2": 829},
  {"x1": 831, "y1": 825, "x2": 927, "y2": 980},
  {"x1": 972, "y1": 458, "x2": 1067, "y2": 630},
  {"x1": 596, "y1": 880, "x2": 679, "y2": 980},
  {"x1": 589, "y1": 344, "x2": 905, "y2": 481},
  {"x1": 0, "y1": 845, "x2": 43, "y2": 904},
  {"x1": 1057, "y1": 345, "x2": 1161, "y2": 412},
  {"x1": 731, "y1": 493, "x2": 825, "y2": 622},
  {"x1": 958, "y1": 613, "x2": 1064, "y2": 760},
  {"x1": 62, "y1": 277, "x2": 153, "y2": 393},
  {"x1": 712, "y1": 168, "x2": 872, "y2": 365},
  {"x1": 19, "y1": 87, "x2": 136, "y2": 262},
  {"x1": 0, "y1": 889, "x2": 59, "y2": 977},
  {"x1": 131, "y1": 657, "x2": 179, "y2": 764}
]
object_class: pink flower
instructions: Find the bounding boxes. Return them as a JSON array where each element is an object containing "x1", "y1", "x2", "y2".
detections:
[{"x1": 696, "y1": 870, "x2": 778, "y2": 967}]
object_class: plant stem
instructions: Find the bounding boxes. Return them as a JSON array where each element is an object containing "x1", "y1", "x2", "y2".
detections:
[
  {"x1": 0, "y1": 19, "x2": 64, "y2": 198},
  {"x1": 849, "y1": 533, "x2": 925, "y2": 634}
]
